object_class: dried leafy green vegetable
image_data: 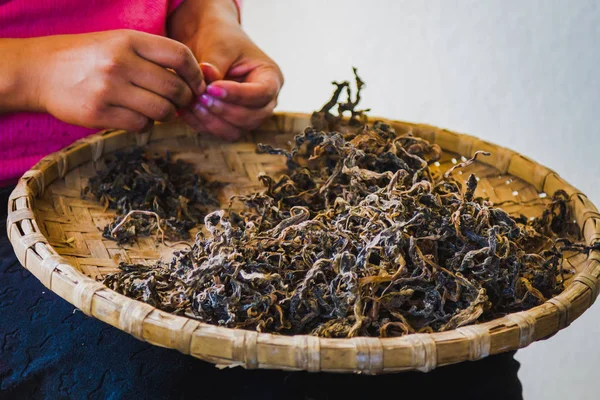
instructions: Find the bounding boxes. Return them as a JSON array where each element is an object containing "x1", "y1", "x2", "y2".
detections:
[
  {"x1": 83, "y1": 148, "x2": 220, "y2": 245},
  {"x1": 101, "y1": 70, "x2": 592, "y2": 338}
]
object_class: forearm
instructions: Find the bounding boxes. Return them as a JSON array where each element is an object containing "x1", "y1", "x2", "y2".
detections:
[
  {"x1": 167, "y1": 0, "x2": 240, "y2": 45},
  {"x1": 0, "y1": 39, "x2": 45, "y2": 114}
]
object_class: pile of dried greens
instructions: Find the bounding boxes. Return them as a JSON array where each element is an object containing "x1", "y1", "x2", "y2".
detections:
[
  {"x1": 103, "y1": 70, "x2": 586, "y2": 337},
  {"x1": 83, "y1": 148, "x2": 220, "y2": 245}
]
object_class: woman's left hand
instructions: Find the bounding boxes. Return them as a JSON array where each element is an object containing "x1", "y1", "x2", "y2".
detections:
[{"x1": 168, "y1": 0, "x2": 283, "y2": 140}]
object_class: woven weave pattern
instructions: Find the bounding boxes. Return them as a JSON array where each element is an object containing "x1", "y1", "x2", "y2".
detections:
[
  {"x1": 7, "y1": 113, "x2": 600, "y2": 373},
  {"x1": 35, "y1": 133, "x2": 293, "y2": 280}
]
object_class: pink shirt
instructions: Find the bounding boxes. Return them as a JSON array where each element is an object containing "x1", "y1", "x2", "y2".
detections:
[{"x1": 0, "y1": 0, "x2": 240, "y2": 186}]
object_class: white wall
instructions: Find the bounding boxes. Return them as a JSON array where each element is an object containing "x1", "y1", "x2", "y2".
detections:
[{"x1": 242, "y1": 1, "x2": 600, "y2": 399}]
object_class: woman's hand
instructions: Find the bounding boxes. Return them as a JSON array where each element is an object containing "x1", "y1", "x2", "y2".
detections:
[
  {"x1": 35, "y1": 30, "x2": 204, "y2": 131},
  {"x1": 169, "y1": 0, "x2": 284, "y2": 140}
]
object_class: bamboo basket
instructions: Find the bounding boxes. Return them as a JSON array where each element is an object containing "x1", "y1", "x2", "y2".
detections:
[{"x1": 6, "y1": 113, "x2": 600, "y2": 374}]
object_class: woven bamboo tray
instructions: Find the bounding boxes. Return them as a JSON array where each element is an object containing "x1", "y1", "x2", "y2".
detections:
[{"x1": 6, "y1": 112, "x2": 600, "y2": 374}]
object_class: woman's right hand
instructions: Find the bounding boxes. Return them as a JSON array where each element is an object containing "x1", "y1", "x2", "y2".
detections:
[{"x1": 34, "y1": 30, "x2": 204, "y2": 131}]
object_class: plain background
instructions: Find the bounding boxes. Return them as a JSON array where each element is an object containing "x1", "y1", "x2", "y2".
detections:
[{"x1": 242, "y1": 1, "x2": 600, "y2": 399}]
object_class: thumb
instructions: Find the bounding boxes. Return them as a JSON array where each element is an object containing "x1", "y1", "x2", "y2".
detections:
[
  {"x1": 198, "y1": 43, "x2": 237, "y2": 83},
  {"x1": 199, "y1": 62, "x2": 223, "y2": 84}
]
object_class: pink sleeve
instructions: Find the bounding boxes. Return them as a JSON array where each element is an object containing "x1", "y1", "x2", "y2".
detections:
[
  {"x1": 168, "y1": 0, "x2": 184, "y2": 14},
  {"x1": 169, "y1": 1, "x2": 243, "y2": 22}
]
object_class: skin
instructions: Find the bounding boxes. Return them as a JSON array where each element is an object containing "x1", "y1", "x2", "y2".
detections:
[
  {"x1": 0, "y1": 0, "x2": 283, "y2": 139},
  {"x1": 169, "y1": 0, "x2": 284, "y2": 140}
]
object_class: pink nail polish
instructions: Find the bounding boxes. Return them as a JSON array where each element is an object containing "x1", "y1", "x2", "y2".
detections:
[
  {"x1": 200, "y1": 94, "x2": 214, "y2": 108},
  {"x1": 194, "y1": 103, "x2": 208, "y2": 116},
  {"x1": 207, "y1": 85, "x2": 226, "y2": 99}
]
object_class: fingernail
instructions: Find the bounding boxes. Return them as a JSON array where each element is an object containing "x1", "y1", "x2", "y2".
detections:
[
  {"x1": 207, "y1": 85, "x2": 226, "y2": 99},
  {"x1": 194, "y1": 103, "x2": 208, "y2": 116},
  {"x1": 200, "y1": 94, "x2": 214, "y2": 108},
  {"x1": 200, "y1": 63, "x2": 222, "y2": 83}
]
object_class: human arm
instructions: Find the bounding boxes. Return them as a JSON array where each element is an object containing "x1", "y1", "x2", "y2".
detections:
[
  {"x1": 0, "y1": 31, "x2": 204, "y2": 131},
  {"x1": 0, "y1": 39, "x2": 44, "y2": 114},
  {"x1": 168, "y1": 0, "x2": 284, "y2": 140}
]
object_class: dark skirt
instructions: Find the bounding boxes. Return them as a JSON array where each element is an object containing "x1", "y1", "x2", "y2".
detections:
[{"x1": 0, "y1": 185, "x2": 523, "y2": 400}]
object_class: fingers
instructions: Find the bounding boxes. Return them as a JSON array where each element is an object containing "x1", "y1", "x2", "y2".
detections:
[
  {"x1": 100, "y1": 106, "x2": 151, "y2": 132},
  {"x1": 116, "y1": 85, "x2": 177, "y2": 122},
  {"x1": 186, "y1": 64, "x2": 281, "y2": 138},
  {"x1": 205, "y1": 65, "x2": 283, "y2": 107},
  {"x1": 132, "y1": 32, "x2": 205, "y2": 95},
  {"x1": 178, "y1": 108, "x2": 207, "y2": 133},
  {"x1": 200, "y1": 63, "x2": 222, "y2": 84},
  {"x1": 198, "y1": 94, "x2": 276, "y2": 130},
  {"x1": 189, "y1": 103, "x2": 244, "y2": 141},
  {"x1": 130, "y1": 58, "x2": 194, "y2": 108}
]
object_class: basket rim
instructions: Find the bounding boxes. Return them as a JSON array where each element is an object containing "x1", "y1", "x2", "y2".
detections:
[{"x1": 6, "y1": 111, "x2": 600, "y2": 374}]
